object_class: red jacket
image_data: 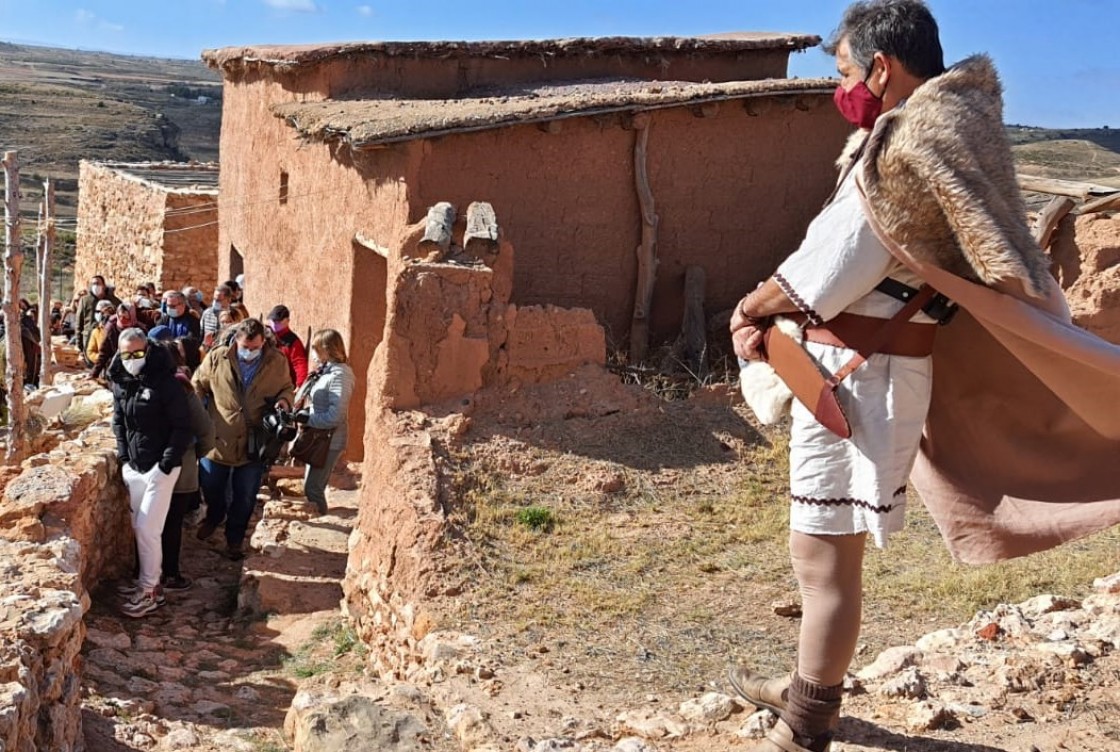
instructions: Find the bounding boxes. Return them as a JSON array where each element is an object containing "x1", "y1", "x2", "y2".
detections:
[{"x1": 274, "y1": 328, "x2": 308, "y2": 387}]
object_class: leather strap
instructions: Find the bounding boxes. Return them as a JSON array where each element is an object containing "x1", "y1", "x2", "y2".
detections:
[
  {"x1": 829, "y1": 285, "x2": 937, "y2": 387},
  {"x1": 790, "y1": 312, "x2": 937, "y2": 358}
]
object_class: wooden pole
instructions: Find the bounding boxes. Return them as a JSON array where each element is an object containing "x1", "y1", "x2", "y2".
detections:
[
  {"x1": 2, "y1": 151, "x2": 27, "y2": 463},
  {"x1": 39, "y1": 179, "x2": 54, "y2": 387},
  {"x1": 1031, "y1": 195, "x2": 1075, "y2": 251},
  {"x1": 629, "y1": 113, "x2": 659, "y2": 365},
  {"x1": 1017, "y1": 174, "x2": 1119, "y2": 200}
]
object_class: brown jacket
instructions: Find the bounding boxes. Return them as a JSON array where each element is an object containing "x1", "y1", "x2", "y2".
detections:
[{"x1": 192, "y1": 343, "x2": 294, "y2": 467}]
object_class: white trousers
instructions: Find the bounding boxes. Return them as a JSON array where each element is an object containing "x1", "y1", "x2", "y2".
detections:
[{"x1": 122, "y1": 463, "x2": 181, "y2": 591}]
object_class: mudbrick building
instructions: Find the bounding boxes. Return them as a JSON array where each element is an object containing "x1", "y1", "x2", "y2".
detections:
[
  {"x1": 75, "y1": 161, "x2": 220, "y2": 299},
  {"x1": 201, "y1": 34, "x2": 852, "y2": 456}
]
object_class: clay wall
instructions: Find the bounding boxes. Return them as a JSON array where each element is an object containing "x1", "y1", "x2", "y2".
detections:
[
  {"x1": 0, "y1": 415, "x2": 135, "y2": 751},
  {"x1": 413, "y1": 94, "x2": 851, "y2": 341},
  {"x1": 215, "y1": 77, "x2": 413, "y2": 459},
  {"x1": 74, "y1": 163, "x2": 218, "y2": 298},
  {"x1": 224, "y1": 48, "x2": 792, "y2": 101}
]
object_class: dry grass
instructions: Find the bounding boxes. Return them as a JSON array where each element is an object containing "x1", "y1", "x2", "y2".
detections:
[{"x1": 443, "y1": 404, "x2": 1120, "y2": 696}]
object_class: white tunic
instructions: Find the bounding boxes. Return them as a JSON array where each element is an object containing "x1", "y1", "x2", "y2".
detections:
[{"x1": 773, "y1": 168, "x2": 933, "y2": 547}]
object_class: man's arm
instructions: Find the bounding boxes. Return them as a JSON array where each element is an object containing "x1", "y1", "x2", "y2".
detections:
[{"x1": 728, "y1": 278, "x2": 797, "y2": 361}]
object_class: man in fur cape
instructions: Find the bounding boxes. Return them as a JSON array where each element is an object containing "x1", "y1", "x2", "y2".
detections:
[{"x1": 727, "y1": 1, "x2": 1120, "y2": 750}]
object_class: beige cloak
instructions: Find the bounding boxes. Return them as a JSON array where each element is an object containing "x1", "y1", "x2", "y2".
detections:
[{"x1": 856, "y1": 55, "x2": 1120, "y2": 564}]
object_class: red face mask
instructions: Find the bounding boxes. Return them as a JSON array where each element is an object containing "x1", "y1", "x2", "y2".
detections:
[{"x1": 833, "y1": 77, "x2": 883, "y2": 129}]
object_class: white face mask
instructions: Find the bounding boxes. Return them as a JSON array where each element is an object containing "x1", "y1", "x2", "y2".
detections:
[
  {"x1": 238, "y1": 347, "x2": 262, "y2": 362},
  {"x1": 123, "y1": 357, "x2": 145, "y2": 376},
  {"x1": 91, "y1": 284, "x2": 104, "y2": 296}
]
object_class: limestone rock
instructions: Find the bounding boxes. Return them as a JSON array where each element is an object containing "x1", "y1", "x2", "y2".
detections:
[
  {"x1": 906, "y1": 701, "x2": 954, "y2": 732},
  {"x1": 857, "y1": 646, "x2": 921, "y2": 681},
  {"x1": 736, "y1": 710, "x2": 777, "y2": 739},
  {"x1": 287, "y1": 693, "x2": 431, "y2": 752},
  {"x1": 880, "y1": 667, "x2": 927, "y2": 699},
  {"x1": 85, "y1": 627, "x2": 131, "y2": 651},
  {"x1": 613, "y1": 738, "x2": 655, "y2": 752},
  {"x1": 446, "y1": 703, "x2": 496, "y2": 749},
  {"x1": 1094, "y1": 571, "x2": 1120, "y2": 594},
  {"x1": 678, "y1": 692, "x2": 739, "y2": 723},
  {"x1": 615, "y1": 709, "x2": 690, "y2": 739},
  {"x1": 160, "y1": 727, "x2": 201, "y2": 749}
]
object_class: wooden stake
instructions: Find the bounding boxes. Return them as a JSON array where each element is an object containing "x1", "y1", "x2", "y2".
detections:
[
  {"x1": 1031, "y1": 195, "x2": 1075, "y2": 250},
  {"x1": 661, "y1": 265, "x2": 708, "y2": 379},
  {"x1": 39, "y1": 179, "x2": 54, "y2": 387},
  {"x1": 629, "y1": 114, "x2": 659, "y2": 365},
  {"x1": 418, "y1": 202, "x2": 456, "y2": 260},
  {"x1": 2, "y1": 151, "x2": 27, "y2": 464}
]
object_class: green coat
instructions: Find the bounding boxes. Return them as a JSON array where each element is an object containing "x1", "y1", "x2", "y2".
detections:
[{"x1": 192, "y1": 344, "x2": 293, "y2": 467}]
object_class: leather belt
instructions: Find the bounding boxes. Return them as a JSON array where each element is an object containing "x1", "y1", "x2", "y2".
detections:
[{"x1": 788, "y1": 312, "x2": 936, "y2": 358}]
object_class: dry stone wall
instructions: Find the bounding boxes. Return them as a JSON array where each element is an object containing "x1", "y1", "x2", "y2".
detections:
[
  {"x1": 75, "y1": 161, "x2": 218, "y2": 297},
  {"x1": 0, "y1": 390, "x2": 134, "y2": 751}
]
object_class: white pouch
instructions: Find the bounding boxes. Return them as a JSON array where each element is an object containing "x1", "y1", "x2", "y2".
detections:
[{"x1": 738, "y1": 316, "x2": 803, "y2": 424}]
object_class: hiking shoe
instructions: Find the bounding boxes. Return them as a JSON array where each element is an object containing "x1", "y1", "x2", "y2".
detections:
[
  {"x1": 115, "y1": 579, "x2": 140, "y2": 597},
  {"x1": 225, "y1": 544, "x2": 245, "y2": 561},
  {"x1": 161, "y1": 575, "x2": 193, "y2": 592},
  {"x1": 196, "y1": 520, "x2": 218, "y2": 541},
  {"x1": 120, "y1": 589, "x2": 166, "y2": 619},
  {"x1": 727, "y1": 666, "x2": 792, "y2": 714}
]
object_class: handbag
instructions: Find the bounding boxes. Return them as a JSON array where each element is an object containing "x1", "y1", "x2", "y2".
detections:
[
  {"x1": 289, "y1": 425, "x2": 334, "y2": 468},
  {"x1": 762, "y1": 285, "x2": 937, "y2": 439}
]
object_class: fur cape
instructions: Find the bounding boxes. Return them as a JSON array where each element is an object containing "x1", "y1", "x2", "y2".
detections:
[{"x1": 860, "y1": 55, "x2": 1053, "y2": 298}]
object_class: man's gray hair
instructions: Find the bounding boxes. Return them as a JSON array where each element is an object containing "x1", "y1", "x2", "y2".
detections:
[
  {"x1": 118, "y1": 327, "x2": 147, "y2": 348},
  {"x1": 824, "y1": 0, "x2": 946, "y2": 79},
  {"x1": 165, "y1": 290, "x2": 186, "y2": 304}
]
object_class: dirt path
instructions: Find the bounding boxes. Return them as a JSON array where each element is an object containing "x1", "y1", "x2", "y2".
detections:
[{"x1": 80, "y1": 485, "x2": 358, "y2": 751}]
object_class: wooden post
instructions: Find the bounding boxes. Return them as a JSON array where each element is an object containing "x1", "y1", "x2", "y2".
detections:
[
  {"x1": 464, "y1": 201, "x2": 499, "y2": 261},
  {"x1": 39, "y1": 179, "x2": 54, "y2": 387},
  {"x1": 629, "y1": 113, "x2": 659, "y2": 365},
  {"x1": 2, "y1": 151, "x2": 27, "y2": 463},
  {"x1": 1031, "y1": 195, "x2": 1075, "y2": 250},
  {"x1": 418, "y1": 202, "x2": 456, "y2": 259},
  {"x1": 661, "y1": 265, "x2": 708, "y2": 379}
]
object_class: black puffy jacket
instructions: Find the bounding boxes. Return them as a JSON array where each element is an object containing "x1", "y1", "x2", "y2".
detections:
[{"x1": 109, "y1": 343, "x2": 192, "y2": 474}]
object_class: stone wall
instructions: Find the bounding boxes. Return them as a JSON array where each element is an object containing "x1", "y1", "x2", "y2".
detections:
[
  {"x1": 75, "y1": 162, "x2": 218, "y2": 298},
  {"x1": 0, "y1": 399, "x2": 134, "y2": 751}
]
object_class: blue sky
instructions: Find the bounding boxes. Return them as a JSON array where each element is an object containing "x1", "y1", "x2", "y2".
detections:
[{"x1": 1, "y1": 0, "x2": 1116, "y2": 127}]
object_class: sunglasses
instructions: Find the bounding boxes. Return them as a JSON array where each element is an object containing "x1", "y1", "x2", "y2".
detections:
[{"x1": 120, "y1": 349, "x2": 147, "y2": 361}]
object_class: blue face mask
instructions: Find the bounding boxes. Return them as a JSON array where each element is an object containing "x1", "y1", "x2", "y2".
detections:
[{"x1": 238, "y1": 347, "x2": 262, "y2": 362}]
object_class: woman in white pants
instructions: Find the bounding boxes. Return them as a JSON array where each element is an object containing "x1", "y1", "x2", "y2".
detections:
[{"x1": 109, "y1": 328, "x2": 193, "y2": 618}]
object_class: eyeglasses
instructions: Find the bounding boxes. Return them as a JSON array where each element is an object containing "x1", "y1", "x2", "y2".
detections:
[{"x1": 120, "y1": 349, "x2": 147, "y2": 361}]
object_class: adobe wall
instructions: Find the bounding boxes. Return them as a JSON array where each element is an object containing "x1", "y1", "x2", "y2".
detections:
[
  {"x1": 222, "y1": 48, "x2": 792, "y2": 102},
  {"x1": 215, "y1": 77, "x2": 416, "y2": 460},
  {"x1": 412, "y1": 94, "x2": 851, "y2": 341},
  {"x1": 75, "y1": 162, "x2": 167, "y2": 295},
  {"x1": 74, "y1": 164, "x2": 219, "y2": 298},
  {"x1": 1052, "y1": 212, "x2": 1120, "y2": 343},
  {"x1": 0, "y1": 410, "x2": 135, "y2": 751}
]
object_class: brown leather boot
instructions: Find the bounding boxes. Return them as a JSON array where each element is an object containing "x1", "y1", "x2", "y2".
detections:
[
  {"x1": 727, "y1": 666, "x2": 792, "y2": 714},
  {"x1": 746, "y1": 718, "x2": 829, "y2": 752}
]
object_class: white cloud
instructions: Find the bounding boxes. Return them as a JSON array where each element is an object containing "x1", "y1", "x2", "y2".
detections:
[
  {"x1": 74, "y1": 8, "x2": 124, "y2": 33},
  {"x1": 263, "y1": 0, "x2": 319, "y2": 11},
  {"x1": 356, "y1": 5, "x2": 374, "y2": 16}
]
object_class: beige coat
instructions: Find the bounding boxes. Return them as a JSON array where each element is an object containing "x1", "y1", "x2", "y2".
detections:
[
  {"x1": 854, "y1": 55, "x2": 1120, "y2": 563},
  {"x1": 192, "y1": 344, "x2": 294, "y2": 467}
]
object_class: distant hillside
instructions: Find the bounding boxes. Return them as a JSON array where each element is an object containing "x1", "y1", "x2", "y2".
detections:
[
  {"x1": 1009, "y1": 125, "x2": 1120, "y2": 187},
  {"x1": 0, "y1": 41, "x2": 221, "y2": 219}
]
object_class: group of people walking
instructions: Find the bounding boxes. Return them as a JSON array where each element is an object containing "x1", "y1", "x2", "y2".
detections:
[{"x1": 91, "y1": 275, "x2": 355, "y2": 618}]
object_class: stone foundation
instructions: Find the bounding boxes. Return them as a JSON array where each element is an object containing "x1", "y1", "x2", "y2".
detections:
[{"x1": 0, "y1": 402, "x2": 133, "y2": 751}]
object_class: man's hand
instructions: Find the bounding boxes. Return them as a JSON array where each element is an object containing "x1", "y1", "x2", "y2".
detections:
[{"x1": 733, "y1": 325, "x2": 766, "y2": 361}]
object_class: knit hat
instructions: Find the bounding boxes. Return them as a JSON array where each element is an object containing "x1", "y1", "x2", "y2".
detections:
[{"x1": 147, "y1": 325, "x2": 174, "y2": 341}]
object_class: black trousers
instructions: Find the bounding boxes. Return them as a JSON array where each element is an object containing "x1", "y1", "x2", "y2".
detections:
[{"x1": 161, "y1": 491, "x2": 197, "y2": 578}]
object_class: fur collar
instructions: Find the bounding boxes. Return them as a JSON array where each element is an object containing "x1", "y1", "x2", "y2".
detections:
[{"x1": 859, "y1": 55, "x2": 1051, "y2": 298}]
